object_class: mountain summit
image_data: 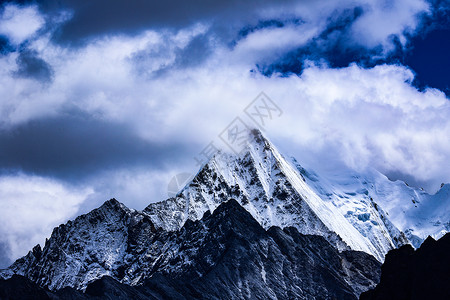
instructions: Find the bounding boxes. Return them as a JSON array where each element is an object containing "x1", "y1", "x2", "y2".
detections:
[{"x1": 145, "y1": 129, "x2": 408, "y2": 261}]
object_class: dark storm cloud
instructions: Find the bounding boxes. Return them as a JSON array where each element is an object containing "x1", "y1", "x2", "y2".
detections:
[
  {"x1": 14, "y1": 49, "x2": 54, "y2": 82},
  {"x1": 236, "y1": 18, "x2": 304, "y2": 42},
  {"x1": 28, "y1": 0, "x2": 294, "y2": 45},
  {"x1": 0, "y1": 113, "x2": 192, "y2": 180}
]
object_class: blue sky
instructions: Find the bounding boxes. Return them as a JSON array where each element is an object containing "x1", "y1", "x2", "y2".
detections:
[{"x1": 0, "y1": 0, "x2": 449, "y2": 267}]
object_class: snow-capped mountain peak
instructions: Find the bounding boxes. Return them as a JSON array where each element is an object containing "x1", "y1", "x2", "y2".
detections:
[{"x1": 144, "y1": 129, "x2": 408, "y2": 261}]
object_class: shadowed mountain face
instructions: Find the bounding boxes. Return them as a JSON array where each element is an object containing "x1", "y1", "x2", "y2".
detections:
[
  {"x1": 360, "y1": 233, "x2": 450, "y2": 300},
  {"x1": 0, "y1": 275, "x2": 54, "y2": 300},
  {"x1": 0, "y1": 199, "x2": 381, "y2": 299}
]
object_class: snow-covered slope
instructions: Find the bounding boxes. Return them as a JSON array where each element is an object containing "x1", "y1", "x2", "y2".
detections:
[
  {"x1": 295, "y1": 163, "x2": 449, "y2": 248},
  {"x1": 372, "y1": 180, "x2": 449, "y2": 246},
  {"x1": 145, "y1": 130, "x2": 409, "y2": 261},
  {"x1": 1, "y1": 199, "x2": 140, "y2": 290}
]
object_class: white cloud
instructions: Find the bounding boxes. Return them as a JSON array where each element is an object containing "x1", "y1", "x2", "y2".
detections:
[
  {"x1": 0, "y1": 4, "x2": 44, "y2": 45},
  {"x1": 0, "y1": 174, "x2": 93, "y2": 264},
  {"x1": 232, "y1": 24, "x2": 319, "y2": 63},
  {"x1": 350, "y1": 0, "x2": 430, "y2": 52},
  {"x1": 269, "y1": 64, "x2": 449, "y2": 191},
  {"x1": 72, "y1": 167, "x2": 183, "y2": 214}
]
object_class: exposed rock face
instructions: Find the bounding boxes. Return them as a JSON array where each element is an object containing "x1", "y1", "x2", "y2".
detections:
[
  {"x1": 360, "y1": 233, "x2": 450, "y2": 300},
  {"x1": 0, "y1": 200, "x2": 381, "y2": 299}
]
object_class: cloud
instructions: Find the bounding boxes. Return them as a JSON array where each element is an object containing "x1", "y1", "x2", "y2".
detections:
[
  {"x1": 20, "y1": 0, "x2": 430, "y2": 58},
  {"x1": 350, "y1": 0, "x2": 430, "y2": 52},
  {"x1": 257, "y1": 0, "x2": 432, "y2": 75},
  {"x1": 78, "y1": 168, "x2": 181, "y2": 213},
  {"x1": 0, "y1": 35, "x2": 13, "y2": 54},
  {"x1": 0, "y1": 4, "x2": 44, "y2": 45},
  {"x1": 232, "y1": 23, "x2": 320, "y2": 64},
  {"x1": 273, "y1": 63, "x2": 449, "y2": 191},
  {"x1": 0, "y1": 174, "x2": 93, "y2": 268}
]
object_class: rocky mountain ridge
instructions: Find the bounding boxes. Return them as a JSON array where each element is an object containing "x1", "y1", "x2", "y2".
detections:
[{"x1": 1, "y1": 199, "x2": 381, "y2": 299}]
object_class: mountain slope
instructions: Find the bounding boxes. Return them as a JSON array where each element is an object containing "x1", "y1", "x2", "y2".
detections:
[
  {"x1": 0, "y1": 199, "x2": 147, "y2": 290},
  {"x1": 0, "y1": 275, "x2": 54, "y2": 300},
  {"x1": 0, "y1": 199, "x2": 381, "y2": 299},
  {"x1": 296, "y1": 163, "x2": 450, "y2": 248},
  {"x1": 145, "y1": 129, "x2": 408, "y2": 261}
]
